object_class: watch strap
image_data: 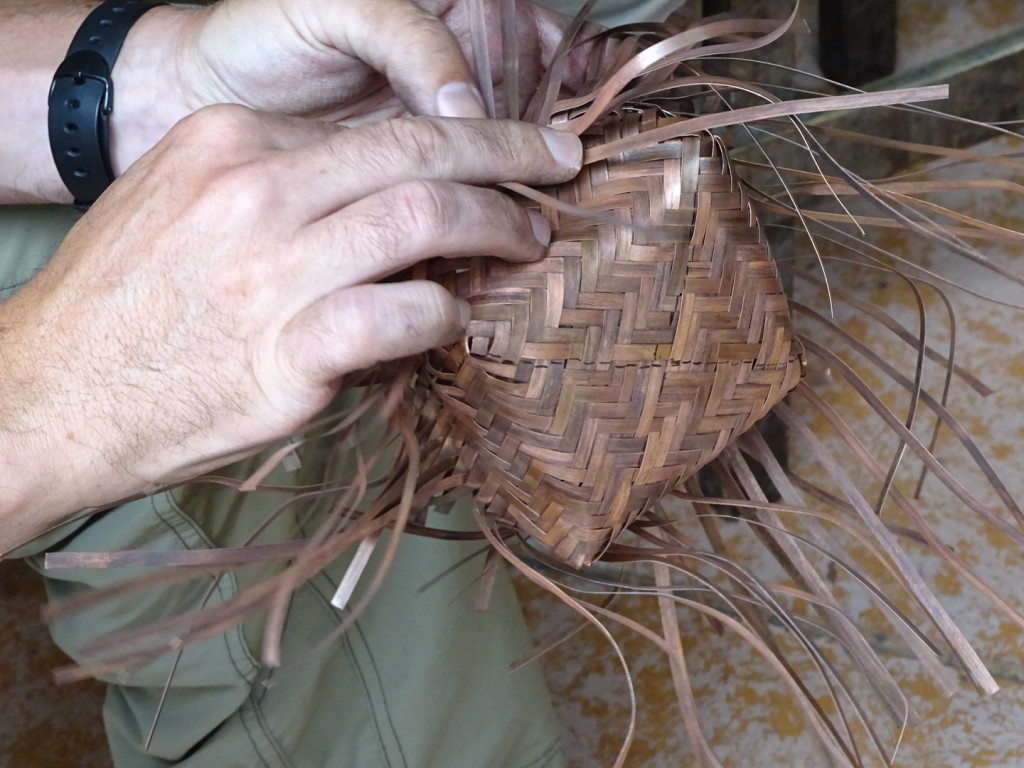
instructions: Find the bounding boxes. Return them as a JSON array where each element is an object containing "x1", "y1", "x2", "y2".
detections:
[{"x1": 48, "y1": 0, "x2": 166, "y2": 209}]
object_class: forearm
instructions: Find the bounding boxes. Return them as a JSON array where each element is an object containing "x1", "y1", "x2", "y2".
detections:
[{"x1": 0, "y1": 0, "x2": 197, "y2": 204}]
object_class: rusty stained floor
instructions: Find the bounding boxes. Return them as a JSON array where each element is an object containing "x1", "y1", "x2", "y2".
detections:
[{"x1": 0, "y1": 560, "x2": 109, "y2": 767}]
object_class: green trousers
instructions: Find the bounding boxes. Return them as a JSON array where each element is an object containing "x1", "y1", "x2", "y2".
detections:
[{"x1": 0, "y1": 205, "x2": 563, "y2": 768}]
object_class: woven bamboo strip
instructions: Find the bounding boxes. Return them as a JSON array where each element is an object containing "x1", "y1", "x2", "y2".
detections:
[{"x1": 419, "y1": 114, "x2": 803, "y2": 567}]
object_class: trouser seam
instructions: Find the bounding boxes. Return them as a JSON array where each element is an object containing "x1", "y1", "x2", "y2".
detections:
[
  {"x1": 158, "y1": 492, "x2": 295, "y2": 768},
  {"x1": 512, "y1": 736, "x2": 563, "y2": 768},
  {"x1": 308, "y1": 570, "x2": 404, "y2": 768},
  {"x1": 156, "y1": 495, "x2": 260, "y2": 683}
]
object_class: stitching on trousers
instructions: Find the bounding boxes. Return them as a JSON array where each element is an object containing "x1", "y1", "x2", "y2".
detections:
[
  {"x1": 308, "y1": 571, "x2": 401, "y2": 768},
  {"x1": 157, "y1": 494, "x2": 291, "y2": 767}
]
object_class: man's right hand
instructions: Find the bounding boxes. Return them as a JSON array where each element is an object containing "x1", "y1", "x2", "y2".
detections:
[{"x1": 0, "y1": 107, "x2": 582, "y2": 550}]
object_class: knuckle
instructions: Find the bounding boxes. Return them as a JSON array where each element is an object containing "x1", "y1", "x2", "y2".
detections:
[
  {"x1": 332, "y1": 202, "x2": 400, "y2": 271},
  {"x1": 477, "y1": 123, "x2": 521, "y2": 166},
  {"x1": 384, "y1": 180, "x2": 457, "y2": 240},
  {"x1": 199, "y1": 162, "x2": 281, "y2": 221},
  {"x1": 377, "y1": 117, "x2": 451, "y2": 173},
  {"x1": 451, "y1": 119, "x2": 527, "y2": 173}
]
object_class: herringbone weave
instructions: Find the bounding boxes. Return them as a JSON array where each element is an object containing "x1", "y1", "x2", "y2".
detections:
[{"x1": 420, "y1": 113, "x2": 803, "y2": 567}]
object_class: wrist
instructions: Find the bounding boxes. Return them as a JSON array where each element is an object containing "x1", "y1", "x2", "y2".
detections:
[
  {"x1": 0, "y1": 3, "x2": 199, "y2": 204},
  {"x1": 108, "y1": 4, "x2": 200, "y2": 177}
]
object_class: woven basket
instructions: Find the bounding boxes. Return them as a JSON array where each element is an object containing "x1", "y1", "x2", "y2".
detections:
[{"x1": 418, "y1": 111, "x2": 803, "y2": 567}]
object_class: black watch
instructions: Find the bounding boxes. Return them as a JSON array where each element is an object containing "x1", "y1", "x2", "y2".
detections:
[{"x1": 48, "y1": 0, "x2": 166, "y2": 209}]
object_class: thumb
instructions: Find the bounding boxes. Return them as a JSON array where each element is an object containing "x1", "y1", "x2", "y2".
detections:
[
  {"x1": 333, "y1": 0, "x2": 487, "y2": 118},
  {"x1": 279, "y1": 281, "x2": 470, "y2": 387}
]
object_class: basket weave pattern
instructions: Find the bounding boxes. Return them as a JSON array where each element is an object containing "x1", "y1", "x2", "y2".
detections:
[{"x1": 421, "y1": 113, "x2": 803, "y2": 567}]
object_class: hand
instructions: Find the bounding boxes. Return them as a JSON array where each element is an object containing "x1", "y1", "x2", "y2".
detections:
[
  {"x1": 0, "y1": 107, "x2": 582, "y2": 548},
  {"x1": 0, "y1": 0, "x2": 584, "y2": 203},
  {"x1": 179, "y1": 0, "x2": 575, "y2": 119},
  {"x1": 111, "y1": 0, "x2": 585, "y2": 174}
]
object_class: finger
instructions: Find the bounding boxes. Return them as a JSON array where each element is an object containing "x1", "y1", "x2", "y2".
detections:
[
  {"x1": 279, "y1": 281, "x2": 469, "y2": 386},
  {"x1": 300, "y1": 180, "x2": 552, "y2": 287},
  {"x1": 328, "y1": 0, "x2": 486, "y2": 118},
  {"x1": 273, "y1": 116, "x2": 581, "y2": 222}
]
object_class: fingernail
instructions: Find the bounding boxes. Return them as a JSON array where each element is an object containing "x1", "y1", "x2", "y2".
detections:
[
  {"x1": 456, "y1": 297, "x2": 472, "y2": 328},
  {"x1": 436, "y1": 82, "x2": 487, "y2": 119},
  {"x1": 541, "y1": 128, "x2": 583, "y2": 171},
  {"x1": 528, "y1": 209, "x2": 551, "y2": 247}
]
